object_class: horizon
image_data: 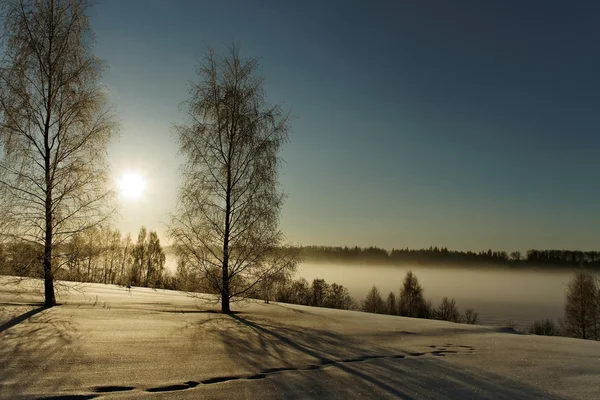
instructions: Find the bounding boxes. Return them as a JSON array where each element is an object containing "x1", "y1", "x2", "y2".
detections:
[{"x1": 86, "y1": 0, "x2": 600, "y2": 251}]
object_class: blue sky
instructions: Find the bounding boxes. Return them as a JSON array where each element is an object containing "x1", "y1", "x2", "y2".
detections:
[{"x1": 92, "y1": 0, "x2": 600, "y2": 251}]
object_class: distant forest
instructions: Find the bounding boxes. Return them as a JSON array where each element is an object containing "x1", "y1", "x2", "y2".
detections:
[{"x1": 295, "y1": 246, "x2": 600, "y2": 268}]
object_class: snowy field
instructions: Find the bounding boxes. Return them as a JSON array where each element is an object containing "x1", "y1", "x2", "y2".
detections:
[{"x1": 1, "y1": 276, "x2": 599, "y2": 399}]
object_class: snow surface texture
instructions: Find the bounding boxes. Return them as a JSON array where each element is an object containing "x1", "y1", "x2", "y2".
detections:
[{"x1": 1, "y1": 276, "x2": 599, "y2": 399}]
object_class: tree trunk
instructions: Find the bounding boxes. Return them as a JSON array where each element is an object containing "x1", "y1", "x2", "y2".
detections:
[
  {"x1": 222, "y1": 232, "x2": 231, "y2": 313},
  {"x1": 222, "y1": 164, "x2": 232, "y2": 314},
  {"x1": 43, "y1": 237, "x2": 55, "y2": 306},
  {"x1": 221, "y1": 280, "x2": 230, "y2": 313},
  {"x1": 41, "y1": 3, "x2": 56, "y2": 306},
  {"x1": 44, "y1": 149, "x2": 55, "y2": 306}
]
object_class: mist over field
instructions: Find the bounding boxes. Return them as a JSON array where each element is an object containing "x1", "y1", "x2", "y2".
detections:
[
  {"x1": 164, "y1": 250, "x2": 571, "y2": 327},
  {"x1": 299, "y1": 262, "x2": 572, "y2": 327}
]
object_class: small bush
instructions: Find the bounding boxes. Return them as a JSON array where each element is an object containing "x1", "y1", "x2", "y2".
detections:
[
  {"x1": 435, "y1": 297, "x2": 461, "y2": 322},
  {"x1": 462, "y1": 308, "x2": 479, "y2": 324},
  {"x1": 528, "y1": 319, "x2": 559, "y2": 336}
]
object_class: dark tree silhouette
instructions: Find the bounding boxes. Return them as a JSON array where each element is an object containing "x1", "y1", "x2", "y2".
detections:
[
  {"x1": 326, "y1": 283, "x2": 355, "y2": 310},
  {"x1": 386, "y1": 291, "x2": 397, "y2": 315},
  {"x1": 435, "y1": 297, "x2": 460, "y2": 322},
  {"x1": 528, "y1": 319, "x2": 559, "y2": 336},
  {"x1": 362, "y1": 285, "x2": 385, "y2": 314},
  {"x1": 297, "y1": 245, "x2": 600, "y2": 269},
  {"x1": 311, "y1": 278, "x2": 330, "y2": 307},
  {"x1": 286, "y1": 278, "x2": 311, "y2": 305},
  {"x1": 399, "y1": 270, "x2": 426, "y2": 317}
]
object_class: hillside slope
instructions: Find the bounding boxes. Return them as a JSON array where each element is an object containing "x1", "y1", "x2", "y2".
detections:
[{"x1": 1, "y1": 276, "x2": 599, "y2": 399}]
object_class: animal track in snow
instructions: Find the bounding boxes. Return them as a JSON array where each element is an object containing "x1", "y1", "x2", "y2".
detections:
[{"x1": 43, "y1": 346, "x2": 476, "y2": 397}]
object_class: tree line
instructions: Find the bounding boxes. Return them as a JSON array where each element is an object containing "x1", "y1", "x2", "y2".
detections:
[
  {"x1": 297, "y1": 245, "x2": 600, "y2": 268},
  {"x1": 259, "y1": 268, "x2": 600, "y2": 342},
  {"x1": 258, "y1": 270, "x2": 480, "y2": 325},
  {"x1": 0, "y1": 226, "x2": 170, "y2": 289}
]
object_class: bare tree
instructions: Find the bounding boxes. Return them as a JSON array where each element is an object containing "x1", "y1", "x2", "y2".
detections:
[
  {"x1": 462, "y1": 308, "x2": 479, "y2": 325},
  {"x1": 170, "y1": 44, "x2": 295, "y2": 313},
  {"x1": 0, "y1": 0, "x2": 115, "y2": 306},
  {"x1": 564, "y1": 270, "x2": 599, "y2": 340},
  {"x1": 435, "y1": 297, "x2": 461, "y2": 322},
  {"x1": 256, "y1": 250, "x2": 296, "y2": 304}
]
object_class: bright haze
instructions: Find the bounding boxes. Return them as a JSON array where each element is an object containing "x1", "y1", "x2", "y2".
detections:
[{"x1": 92, "y1": 0, "x2": 600, "y2": 251}]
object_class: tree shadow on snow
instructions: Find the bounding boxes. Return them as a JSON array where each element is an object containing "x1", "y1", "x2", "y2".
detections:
[
  {"x1": 209, "y1": 312, "x2": 564, "y2": 400},
  {"x1": 0, "y1": 304, "x2": 84, "y2": 397},
  {"x1": 0, "y1": 304, "x2": 51, "y2": 333}
]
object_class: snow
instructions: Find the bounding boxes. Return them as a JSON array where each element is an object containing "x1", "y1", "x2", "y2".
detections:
[{"x1": 1, "y1": 276, "x2": 599, "y2": 399}]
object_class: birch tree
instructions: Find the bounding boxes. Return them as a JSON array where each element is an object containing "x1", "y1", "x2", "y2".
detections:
[
  {"x1": 0, "y1": 0, "x2": 115, "y2": 305},
  {"x1": 170, "y1": 45, "x2": 296, "y2": 313}
]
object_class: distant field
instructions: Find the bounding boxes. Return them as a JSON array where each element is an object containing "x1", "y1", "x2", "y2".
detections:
[{"x1": 1, "y1": 276, "x2": 598, "y2": 399}]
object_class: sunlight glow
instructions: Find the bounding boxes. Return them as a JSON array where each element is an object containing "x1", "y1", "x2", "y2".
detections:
[{"x1": 118, "y1": 171, "x2": 146, "y2": 200}]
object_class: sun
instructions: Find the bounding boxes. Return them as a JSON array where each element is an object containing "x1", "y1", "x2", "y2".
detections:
[{"x1": 118, "y1": 171, "x2": 146, "y2": 200}]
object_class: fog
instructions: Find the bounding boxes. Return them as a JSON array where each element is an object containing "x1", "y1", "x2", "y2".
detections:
[
  {"x1": 164, "y1": 252, "x2": 577, "y2": 328},
  {"x1": 299, "y1": 262, "x2": 576, "y2": 327}
]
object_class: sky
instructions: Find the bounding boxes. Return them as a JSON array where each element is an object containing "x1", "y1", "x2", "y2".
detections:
[{"x1": 90, "y1": 0, "x2": 600, "y2": 252}]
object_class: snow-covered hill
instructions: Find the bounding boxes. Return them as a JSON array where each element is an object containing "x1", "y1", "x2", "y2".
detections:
[{"x1": 1, "y1": 276, "x2": 598, "y2": 399}]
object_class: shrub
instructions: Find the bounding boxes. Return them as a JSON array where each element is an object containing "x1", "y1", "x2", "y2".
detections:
[
  {"x1": 435, "y1": 297, "x2": 461, "y2": 322},
  {"x1": 462, "y1": 308, "x2": 479, "y2": 324}
]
